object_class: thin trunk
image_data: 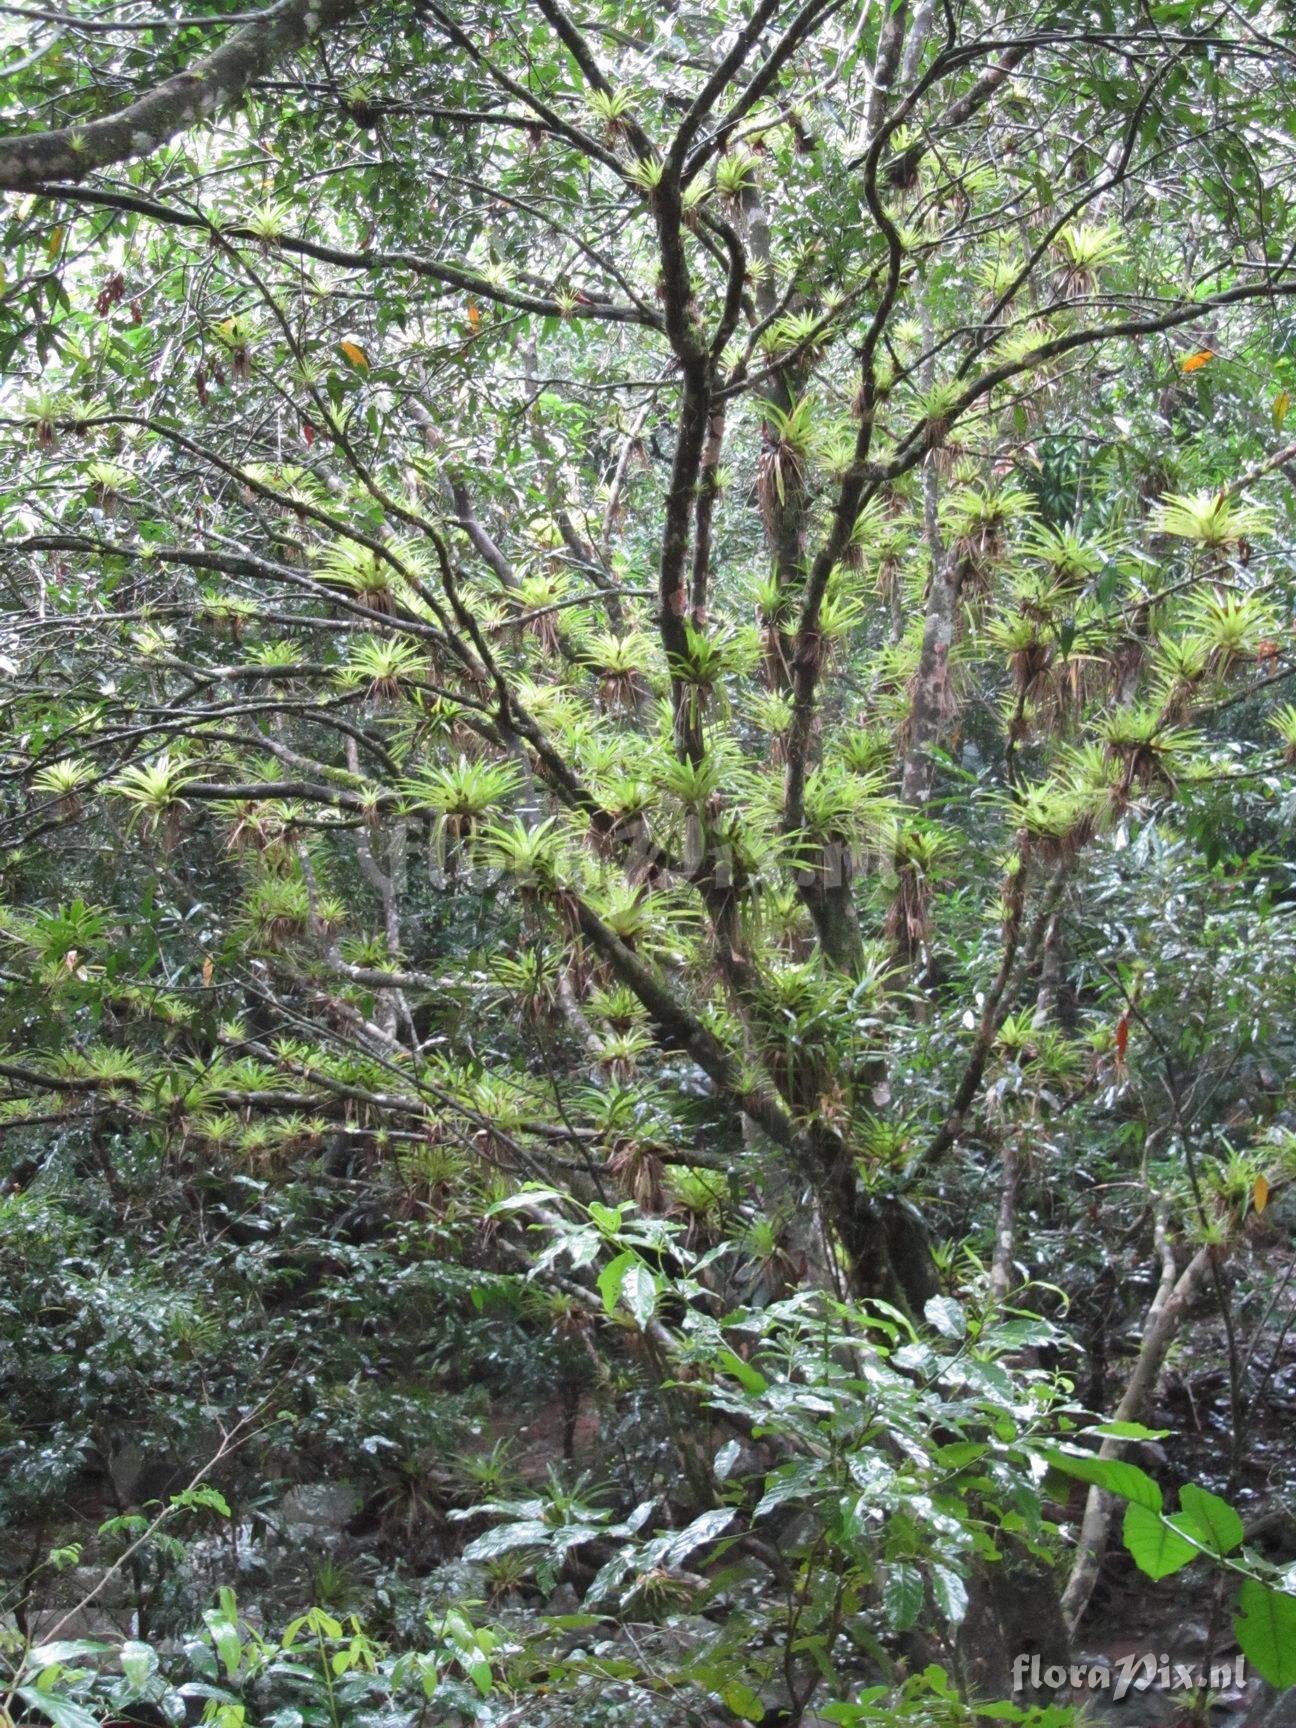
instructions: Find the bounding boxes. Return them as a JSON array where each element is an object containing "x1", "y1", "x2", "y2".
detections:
[
  {"x1": 1060, "y1": 1209, "x2": 1216, "y2": 1631},
  {"x1": 990, "y1": 1139, "x2": 1020, "y2": 1303}
]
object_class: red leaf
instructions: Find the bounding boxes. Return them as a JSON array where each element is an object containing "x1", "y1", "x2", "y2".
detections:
[
  {"x1": 303, "y1": 419, "x2": 316, "y2": 447},
  {"x1": 1115, "y1": 1015, "x2": 1129, "y2": 1059}
]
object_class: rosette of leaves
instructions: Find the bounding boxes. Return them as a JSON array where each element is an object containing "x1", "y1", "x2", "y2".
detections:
[
  {"x1": 884, "y1": 819, "x2": 953, "y2": 957},
  {"x1": 477, "y1": 816, "x2": 574, "y2": 907},
  {"x1": 337, "y1": 634, "x2": 424, "y2": 697},
  {"x1": 586, "y1": 982, "x2": 649, "y2": 1031},
  {"x1": 1270, "y1": 704, "x2": 1296, "y2": 764},
  {"x1": 111, "y1": 754, "x2": 198, "y2": 846},
  {"x1": 1148, "y1": 633, "x2": 1210, "y2": 723},
  {"x1": 625, "y1": 152, "x2": 665, "y2": 203},
  {"x1": 1020, "y1": 522, "x2": 1114, "y2": 590},
  {"x1": 988, "y1": 609, "x2": 1052, "y2": 712},
  {"x1": 605, "y1": 882, "x2": 700, "y2": 964},
  {"x1": 581, "y1": 1083, "x2": 671, "y2": 1209},
  {"x1": 856, "y1": 1113, "x2": 921, "y2": 1174},
  {"x1": 1006, "y1": 779, "x2": 1096, "y2": 863},
  {"x1": 714, "y1": 145, "x2": 758, "y2": 209},
  {"x1": 1097, "y1": 706, "x2": 1200, "y2": 796},
  {"x1": 213, "y1": 312, "x2": 257, "y2": 381},
  {"x1": 1152, "y1": 489, "x2": 1272, "y2": 552},
  {"x1": 588, "y1": 84, "x2": 635, "y2": 141},
  {"x1": 31, "y1": 757, "x2": 93, "y2": 821},
  {"x1": 745, "y1": 688, "x2": 794, "y2": 763},
  {"x1": 1053, "y1": 221, "x2": 1126, "y2": 298},
  {"x1": 757, "y1": 397, "x2": 816, "y2": 544},
  {"x1": 744, "y1": 881, "x2": 812, "y2": 954},
  {"x1": 82, "y1": 458, "x2": 135, "y2": 515},
  {"x1": 750, "y1": 571, "x2": 799, "y2": 683},
  {"x1": 941, "y1": 482, "x2": 1036, "y2": 589},
  {"x1": 817, "y1": 583, "x2": 867, "y2": 662},
  {"x1": 490, "y1": 946, "x2": 563, "y2": 1026},
  {"x1": 796, "y1": 762, "x2": 894, "y2": 884},
  {"x1": 242, "y1": 869, "x2": 344, "y2": 948},
  {"x1": 838, "y1": 725, "x2": 894, "y2": 779},
  {"x1": 752, "y1": 958, "x2": 852, "y2": 1110},
  {"x1": 201, "y1": 587, "x2": 259, "y2": 637},
  {"x1": 512, "y1": 569, "x2": 573, "y2": 655},
  {"x1": 1184, "y1": 590, "x2": 1277, "y2": 676},
  {"x1": 218, "y1": 795, "x2": 302, "y2": 863},
  {"x1": 586, "y1": 630, "x2": 652, "y2": 712},
  {"x1": 240, "y1": 199, "x2": 292, "y2": 247},
  {"x1": 591, "y1": 1025, "x2": 655, "y2": 1085},
  {"x1": 664, "y1": 1164, "x2": 728, "y2": 1224},
  {"x1": 313, "y1": 539, "x2": 412, "y2": 613},
  {"x1": 402, "y1": 755, "x2": 521, "y2": 850},
  {"x1": 912, "y1": 378, "x2": 965, "y2": 454},
  {"x1": 680, "y1": 175, "x2": 711, "y2": 227},
  {"x1": 761, "y1": 308, "x2": 830, "y2": 368}
]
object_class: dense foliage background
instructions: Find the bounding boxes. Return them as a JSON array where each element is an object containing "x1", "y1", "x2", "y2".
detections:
[{"x1": 2, "y1": 0, "x2": 1296, "y2": 1722}]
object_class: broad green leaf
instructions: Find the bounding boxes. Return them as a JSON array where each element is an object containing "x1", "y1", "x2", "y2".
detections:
[
  {"x1": 619, "y1": 1262, "x2": 657, "y2": 1328},
  {"x1": 717, "y1": 1348, "x2": 768, "y2": 1395},
  {"x1": 596, "y1": 1249, "x2": 635, "y2": 1315},
  {"x1": 924, "y1": 1295, "x2": 966, "y2": 1339},
  {"x1": 883, "y1": 1562, "x2": 924, "y2": 1631},
  {"x1": 1085, "y1": 1421, "x2": 1169, "y2": 1441},
  {"x1": 17, "y1": 1691, "x2": 100, "y2": 1728},
  {"x1": 930, "y1": 1564, "x2": 968, "y2": 1627},
  {"x1": 462, "y1": 1519, "x2": 551, "y2": 1561},
  {"x1": 721, "y1": 1681, "x2": 765, "y2": 1722},
  {"x1": 1043, "y1": 1449, "x2": 1163, "y2": 1510},
  {"x1": 1122, "y1": 1503, "x2": 1198, "y2": 1580},
  {"x1": 23, "y1": 1645, "x2": 108, "y2": 1671},
  {"x1": 120, "y1": 1640, "x2": 159, "y2": 1691},
  {"x1": 1235, "y1": 1578, "x2": 1296, "y2": 1686},
  {"x1": 1178, "y1": 1484, "x2": 1244, "y2": 1556}
]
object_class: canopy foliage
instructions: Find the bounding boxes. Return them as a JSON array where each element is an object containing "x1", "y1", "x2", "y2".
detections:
[{"x1": 2, "y1": 0, "x2": 1296, "y2": 1721}]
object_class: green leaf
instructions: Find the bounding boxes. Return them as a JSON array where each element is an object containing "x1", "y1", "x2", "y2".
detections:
[
  {"x1": 721, "y1": 1681, "x2": 766, "y2": 1722},
  {"x1": 17, "y1": 1691, "x2": 100, "y2": 1728},
  {"x1": 1178, "y1": 1483, "x2": 1244, "y2": 1556},
  {"x1": 1121, "y1": 1503, "x2": 1198, "y2": 1580},
  {"x1": 930, "y1": 1564, "x2": 968, "y2": 1627},
  {"x1": 1235, "y1": 1578, "x2": 1296, "y2": 1686},
  {"x1": 171, "y1": 1485, "x2": 231, "y2": 1517},
  {"x1": 23, "y1": 1645, "x2": 108, "y2": 1671},
  {"x1": 596, "y1": 1250, "x2": 634, "y2": 1315},
  {"x1": 120, "y1": 1640, "x2": 159, "y2": 1692},
  {"x1": 717, "y1": 1348, "x2": 768, "y2": 1395},
  {"x1": 461, "y1": 1518, "x2": 550, "y2": 1561},
  {"x1": 883, "y1": 1562, "x2": 924, "y2": 1631},
  {"x1": 1085, "y1": 1421, "x2": 1169, "y2": 1441},
  {"x1": 924, "y1": 1294, "x2": 966, "y2": 1339},
  {"x1": 1042, "y1": 1449, "x2": 1163, "y2": 1510},
  {"x1": 620, "y1": 1262, "x2": 657, "y2": 1328}
]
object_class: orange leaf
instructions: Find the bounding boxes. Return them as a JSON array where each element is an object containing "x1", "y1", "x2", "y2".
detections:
[
  {"x1": 466, "y1": 301, "x2": 482, "y2": 330},
  {"x1": 1180, "y1": 349, "x2": 1214, "y2": 373},
  {"x1": 338, "y1": 339, "x2": 370, "y2": 369},
  {"x1": 1254, "y1": 1174, "x2": 1270, "y2": 1214}
]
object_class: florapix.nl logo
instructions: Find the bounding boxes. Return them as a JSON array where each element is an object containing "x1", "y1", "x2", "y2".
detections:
[{"x1": 1012, "y1": 1653, "x2": 1246, "y2": 1700}]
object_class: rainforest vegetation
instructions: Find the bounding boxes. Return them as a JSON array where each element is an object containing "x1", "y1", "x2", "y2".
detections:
[{"x1": 2, "y1": 0, "x2": 1296, "y2": 1723}]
